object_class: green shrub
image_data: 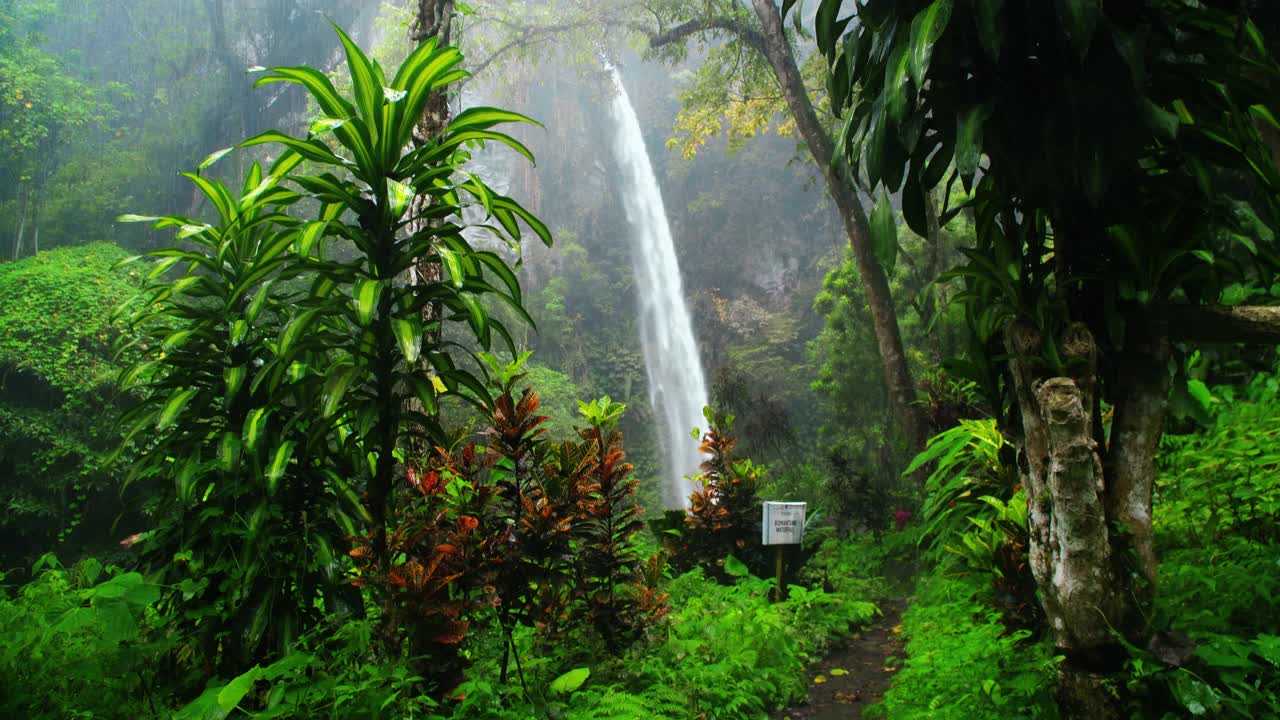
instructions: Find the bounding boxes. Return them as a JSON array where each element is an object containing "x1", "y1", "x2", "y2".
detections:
[
  {"x1": 1120, "y1": 367, "x2": 1280, "y2": 718},
  {"x1": 0, "y1": 555, "x2": 167, "y2": 719},
  {"x1": 0, "y1": 243, "x2": 143, "y2": 566},
  {"x1": 871, "y1": 567, "x2": 1060, "y2": 720},
  {"x1": 173, "y1": 542, "x2": 879, "y2": 720}
]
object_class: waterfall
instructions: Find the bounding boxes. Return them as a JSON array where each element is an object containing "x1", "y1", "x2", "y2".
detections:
[{"x1": 605, "y1": 66, "x2": 710, "y2": 509}]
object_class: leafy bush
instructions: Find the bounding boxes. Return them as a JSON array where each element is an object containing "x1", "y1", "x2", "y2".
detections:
[
  {"x1": 871, "y1": 567, "x2": 1060, "y2": 720},
  {"x1": 1119, "y1": 367, "x2": 1280, "y2": 718},
  {"x1": 572, "y1": 396, "x2": 667, "y2": 653},
  {"x1": 175, "y1": 543, "x2": 878, "y2": 720},
  {"x1": 115, "y1": 24, "x2": 544, "y2": 681},
  {"x1": 672, "y1": 408, "x2": 768, "y2": 579},
  {"x1": 0, "y1": 243, "x2": 143, "y2": 566},
  {"x1": 0, "y1": 555, "x2": 167, "y2": 719},
  {"x1": 556, "y1": 565, "x2": 876, "y2": 720},
  {"x1": 1122, "y1": 538, "x2": 1280, "y2": 719},
  {"x1": 911, "y1": 419, "x2": 1018, "y2": 559},
  {"x1": 1155, "y1": 369, "x2": 1280, "y2": 544}
]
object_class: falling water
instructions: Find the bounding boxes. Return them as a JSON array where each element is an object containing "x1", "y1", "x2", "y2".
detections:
[{"x1": 605, "y1": 66, "x2": 710, "y2": 508}]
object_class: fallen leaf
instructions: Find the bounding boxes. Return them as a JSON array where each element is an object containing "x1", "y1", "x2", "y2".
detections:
[
  {"x1": 834, "y1": 690, "x2": 861, "y2": 704},
  {"x1": 829, "y1": 668, "x2": 849, "y2": 677},
  {"x1": 813, "y1": 675, "x2": 827, "y2": 684},
  {"x1": 892, "y1": 624, "x2": 905, "y2": 634}
]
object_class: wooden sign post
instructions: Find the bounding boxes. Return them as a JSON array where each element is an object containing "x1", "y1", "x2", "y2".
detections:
[{"x1": 762, "y1": 501, "x2": 806, "y2": 601}]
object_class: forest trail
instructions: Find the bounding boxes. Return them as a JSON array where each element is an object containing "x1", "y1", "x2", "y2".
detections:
[{"x1": 775, "y1": 596, "x2": 908, "y2": 720}]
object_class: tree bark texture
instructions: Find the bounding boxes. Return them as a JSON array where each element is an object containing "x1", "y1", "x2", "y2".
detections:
[
  {"x1": 1164, "y1": 304, "x2": 1280, "y2": 344},
  {"x1": 403, "y1": 0, "x2": 456, "y2": 457},
  {"x1": 1006, "y1": 316, "x2": 1175, "y2": 719}
]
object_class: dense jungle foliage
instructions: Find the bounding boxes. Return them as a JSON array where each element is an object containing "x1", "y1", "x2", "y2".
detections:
[{"x1": 2, "y1": 1, "x2": 1279, "y2": 719}]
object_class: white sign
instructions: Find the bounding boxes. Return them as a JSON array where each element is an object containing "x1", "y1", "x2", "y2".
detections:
[{"x1": 762, "y1": 502, "x2": 806, "y2": 545}]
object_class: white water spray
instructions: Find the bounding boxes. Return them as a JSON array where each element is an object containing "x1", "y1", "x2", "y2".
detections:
[{"x1": 605, "y1": 66, "x2": 710, "y2": 508}]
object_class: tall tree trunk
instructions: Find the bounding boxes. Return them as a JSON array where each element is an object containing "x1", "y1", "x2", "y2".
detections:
[
  {"x1": 403, "y1": 0, "x2": 457, "y2": 458},
  {"x1": 13, "y1": 185, "x2": 28, "y2": 261},
  {"x1": 1006, "y1": 307, "x2": 1175, "y2": 718},
  {"x1": 747, "y1": 0, "x2": 926, "y2": 448}
]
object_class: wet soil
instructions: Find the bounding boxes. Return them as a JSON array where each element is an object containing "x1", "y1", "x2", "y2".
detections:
[{"x1": 773, "y1": 596, "x2": 908, "y2": 720}]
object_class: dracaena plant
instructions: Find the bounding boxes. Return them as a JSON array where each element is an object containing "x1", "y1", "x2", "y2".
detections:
[
  {"x1": 235, "y1": 25, "x2": 550, "y2": 568},
  {"x1": 114, "y1": 24, "x2": 548, "y2": 677},
  {"x1": 114, "y1": 157, "x2": 363, "y2": 677}
]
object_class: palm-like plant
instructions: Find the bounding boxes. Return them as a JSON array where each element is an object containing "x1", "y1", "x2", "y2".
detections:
[
  {"x1": 241, "y1": 25, "x2": 550, "y2": 566},
  {"x1": 115, "y1": 24, "x2": 549, "y2": 678},
  {"x1": 116, "y1": 155, "x2": 362, "y2": 675}
]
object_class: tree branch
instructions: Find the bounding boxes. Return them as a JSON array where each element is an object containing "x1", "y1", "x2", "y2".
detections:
[
  {"x1": 640, "y1": 17, "x2": 767, "y2": 55},
  {"x1": 1161, "y1": 305, "x2": 1280, "y2": 344},
  {"x1": 466, "y1": 21, "x2": 600, "y2": 81}
]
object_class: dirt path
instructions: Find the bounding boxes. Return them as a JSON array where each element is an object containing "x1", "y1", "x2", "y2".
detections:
[{"x1": 774, "y1": 596, "x2": 908, "y2": 720}]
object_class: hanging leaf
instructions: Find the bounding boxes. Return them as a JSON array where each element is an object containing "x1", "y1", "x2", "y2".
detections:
[
  {"x1": 388, "y1": 177, "x2": 413, "y2": 219},
  {"x1": 352, "y1": 278, "x2": 382, "y2": 326},
  {"x1": 265, "y1": 441, "x2": 297, "y2": 495},
  {"x1": 908, "y1": 0, "x2": 953, "y2": 89},
  {"x1": 870, "y1": 186, "x2": 900, "y2": 274},
  {"x1": 815, "y1": 0, "x2": 847, "y2": 62},
  {"x1": 885, "y1": 39, "x2": 912, "y2": 124},
  {"x1": 1056, "y1": 0, "x2": 1099, "y2": 62},
  {"x1": 322, "y1": 365, "x2": 359, "y2": 418},
  {"x1": 393, "y1": 317, "x2": 422, "y2": 364},
  {"x1": 973, "y1": 0, "x2": 1004, "y2": 60},
  {"x1": 955, "y1": 104, "x2": 990, "y2": 180},
  {"x1": 157, "y1": 388, "x2": 199, "y2": 431},
  {"x1": 901, "y1": 175, "x2": 930, "y2": 239},
  {"x1": 243, "y1": 407, "x2": 271, "y2": 452}
]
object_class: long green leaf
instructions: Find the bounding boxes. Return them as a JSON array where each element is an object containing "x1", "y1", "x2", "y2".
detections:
[
  {"x1": 352, "y1": 278, "x2": 382, "y2": 325},
  {"x1": 393, "y1": 317, "x2": 422, "y2": 364},
  {"x1": 254, "y1": 66, "x2": 354, "y2": 119},
  {"x1": 908, "y1": 0, "x2": 952, "y2": 89},
  {"x1": 322, "y1": 365, "x2": 359, "y2": 418},
  {"x1": 157, "y1": 388, "x2": 199, "y2": 431},
  {"x1": 447, "y1": 106, "x2": 542, "y2": 134},
  {"x1": 265, "y1": 441, "x2": 297, "y2": 495},
  {"x1": 243, "y1": 407, "x2": 271, "y2": 453},
  {"x1": 870, "y1": 186, "x2": 899, "y2": 274},
  {"x1": 279, "y1": 309, "x2": 320, "y2": 358},
  {"x1": 955, "y1": 104, "x2": 990, "y2": 180},
  {"x1": 332, "y1": 23, "x2": 382, "y2": 134},
  {"x1": 240, "y1": 130, "x2": 348, "y2": 167}
]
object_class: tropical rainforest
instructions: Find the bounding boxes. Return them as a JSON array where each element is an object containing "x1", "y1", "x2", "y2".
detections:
[{"x1": 1, "y1": 1, "x2": 1279, "y2": 718}]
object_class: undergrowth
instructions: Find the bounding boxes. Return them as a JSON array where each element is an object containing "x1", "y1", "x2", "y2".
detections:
[
  {"x1": 0, "y1": 537, "x2": 880, "y2": 719},
  {"x1": 869, "y1": 564, "x2": 1060, "y2": 719},
  {"x1": 1119, "y1": 368, "x2": 1280, "y2": 718}
]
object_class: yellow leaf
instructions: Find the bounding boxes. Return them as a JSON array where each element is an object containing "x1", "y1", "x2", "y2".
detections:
[
  {"x1": 813, "y1": 675, "x2": 827, "y2": 685},
  {"x1": 430, "y1": 375, "x2": 447, "y2": 394},
  {"x1": 829, "y1": 668, "x2": 849, "y2": 677}
]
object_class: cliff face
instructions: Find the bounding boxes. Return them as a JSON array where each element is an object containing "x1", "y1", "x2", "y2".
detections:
[{"x1": 475, "y1": 57, "x2": 838, "y2": 472}]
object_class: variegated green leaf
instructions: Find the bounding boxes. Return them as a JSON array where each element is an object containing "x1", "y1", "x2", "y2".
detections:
[
  {"x1": 157, "y1": 388, "x2": 199, "y2": 430},
  {"x1": 265, "y1": 441, "x2": 297, "y2": 495},
  {"x1": 243, "y1": 407, "x2": 271, "y2": 452},
  {"x1": 393, "y1": 317, "x2": 422, "y2": 364},
  {"x1": 322, "y1": 365, "x2": 359, "y2": 418},
  {"x1": 352, "y1": 278, "x2": 382, "y2": 325}
]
